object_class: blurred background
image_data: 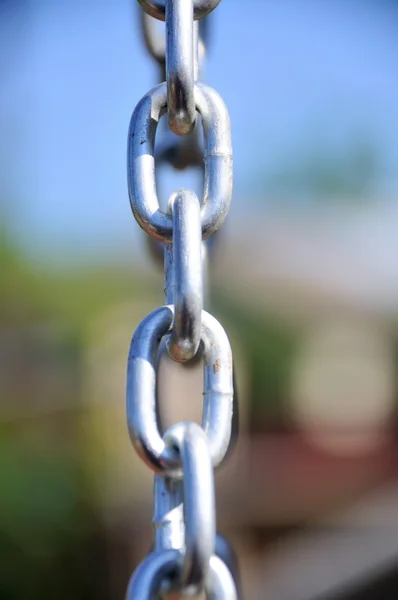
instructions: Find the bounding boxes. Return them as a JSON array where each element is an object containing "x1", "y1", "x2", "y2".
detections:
[{"x1": 2, "y1": 0, "x2": 398, "y2": 598}]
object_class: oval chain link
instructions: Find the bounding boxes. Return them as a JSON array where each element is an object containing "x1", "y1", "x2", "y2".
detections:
[
  {"x1": 166, "y1": 0, "x2": 196, "y2": 135},
  {"x1": 166, "y1": 189, "x2": 203, "y2": 362},
  {"x1": 163, "y1": 421, "x2": 215, "y2": 593},
  {"x1": 126, "y1": 305, "x2": 233, "y2": 473},
  {"x1": 127, "y1": 80, "x2": 233, "y2": 243}
]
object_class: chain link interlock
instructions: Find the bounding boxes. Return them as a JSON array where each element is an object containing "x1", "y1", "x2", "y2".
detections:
[{"x1": 125, "y1": 1, "x2": 239, "y2": 597}]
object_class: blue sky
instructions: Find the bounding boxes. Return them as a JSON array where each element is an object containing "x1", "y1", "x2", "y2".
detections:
[{"x1": 1, "y1": 0, "x2": 398, "y2": 264}]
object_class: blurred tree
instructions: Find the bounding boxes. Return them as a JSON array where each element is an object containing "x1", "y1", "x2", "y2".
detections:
[
  {"x1": 258, "y1": 134, "x2": 381, "y2": 205},
  {"x1": 213, "y1": 289, "x2": 298, "y2": 431},
  {"x1": 0, "y1": 229, "x2": 159, "y2": 600}
]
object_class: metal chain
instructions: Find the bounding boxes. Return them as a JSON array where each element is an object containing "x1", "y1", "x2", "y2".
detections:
[
  {"x1": 139, "y1": 4, "x2": 213, "y2": 267},
  {"x1": 139, "y1": 0, "x2": 240, "y2": 471},
  {"x1": 125, "y1": 2, "x2": 239, "y2": 598}
]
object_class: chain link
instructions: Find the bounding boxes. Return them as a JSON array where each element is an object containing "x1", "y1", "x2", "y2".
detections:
[
  {"x1": 166, "y1": 190, "x2": 203, "y2": 362},
  {"x1": 165, "y1": 0, "x2": 196, "y2": 135},
  {"x1": 126, "y1": 305, "x2": 233, "y2": 472},
  {"x1": 127, "y1": 81, "x2": 233, "y2": 242},
  {"x1": 125, "y1": 1, "x2": 239, "y2": 597}
]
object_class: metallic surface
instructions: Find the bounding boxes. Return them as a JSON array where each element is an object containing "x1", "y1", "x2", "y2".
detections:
[
  {"x1": 167, "y1": 190, "x2": 203, "y2": 362},
  {"x1": 207, "y1": 555, "x2": 238, "y2": 600},
  {"x1": 146, "y1": 532, "x2": 242, "y2": 598},
  {"x1": 153, "y1": 474, "x2": 184, "y2": 551},
  {"x1": 141, "y1": 11, "x2": 206, "y2": 73},
  {"x1": 126, "y1": 550, "x2": 237, "y2": 599},
  {"x1": 126, "y1": 2, "x2": 238, "y2": 596},
  {"x1": 164, "y1": 421, "x2": 215, "y2": 593},
  {"x1": 125, "y1": 549, "x2": 179, "y2": 599},
  {"x1": 165, "y1": 0, "x2": 196, "y2": 135},
  {"x1": 140, "y1": 2, "x2": 206, "y2": 172},
  {"x1": 139, "y1": 0, "x2": 209, "y2": 266},
  {"x1": 126, "y1": 305, "x2": 234, "y2": 473},
  {"x1": 138, "y1": 0, "x2": 221, "y2": 22},
  {"x1": 127, "y1": 81, "x2": 233, "y2": 242},
  {"x1": 215, "y1": 534, "x2": 242, "y2": 599}
]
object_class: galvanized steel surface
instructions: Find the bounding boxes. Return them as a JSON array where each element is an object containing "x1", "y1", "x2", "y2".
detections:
[
  {"x1": 167, "y1": 190, "x2": 203, "y2": 362},
  {"x1": 126, "y1": 550, "x2": 237, "y2": 600},
  {"x1": 126, "y1": 305, "x2": 233, "y2": 472},
  {"x1": 125, "y1": 0, "x2": 238, "y2": 597},
  {"x1": 165, "y1": 0, "x2": 196, "y2": 135},
  {"x1": 127, "y1": 81, "x2": 233, "y2": 242}
]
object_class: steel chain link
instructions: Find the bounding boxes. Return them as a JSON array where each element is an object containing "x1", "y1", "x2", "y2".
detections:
[{"x1": 125, "y1": 2, "x2": 239, "y2": 597}]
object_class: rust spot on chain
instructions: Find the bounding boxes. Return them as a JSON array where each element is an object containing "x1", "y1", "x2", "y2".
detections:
[{"x1": 213, "y1": 357, "x2": 221, "y2": 374}]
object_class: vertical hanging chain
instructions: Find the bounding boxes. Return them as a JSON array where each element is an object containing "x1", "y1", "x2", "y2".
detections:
[{"x1": 125, "y1": 1, "x2": 239, "y2": 598}]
